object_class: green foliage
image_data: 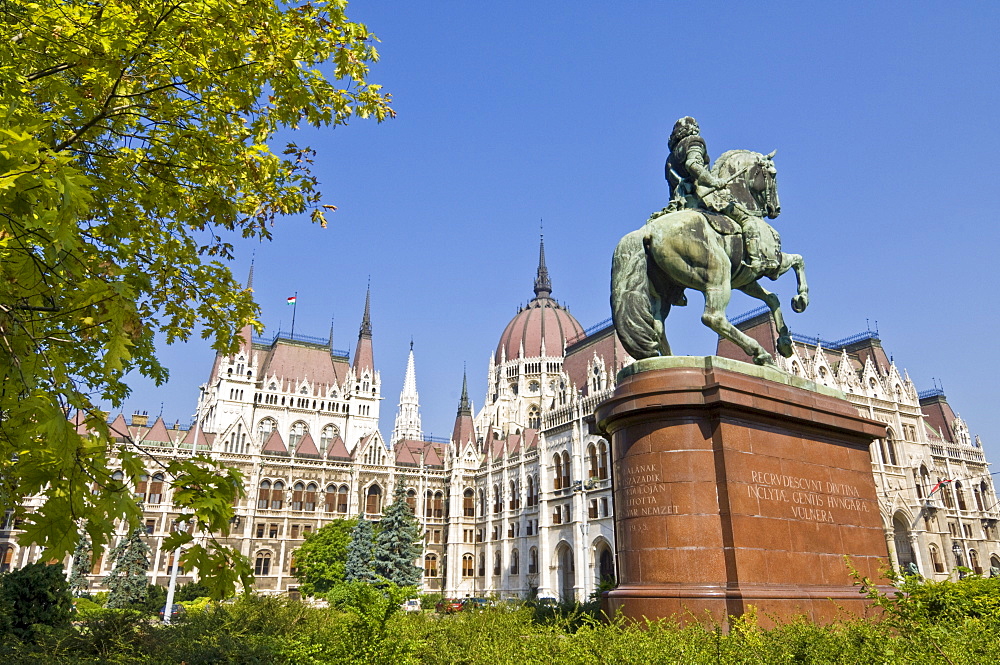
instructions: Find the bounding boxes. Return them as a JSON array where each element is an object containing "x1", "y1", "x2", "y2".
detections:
[
  {"x1": 0, "y1": 561, "x2": 74, "y2": 639},
  {"x1": 419, "y1": 592, "x2": 443, "y2": 610},
  {"x1": 174, "y1": 581, "x2": 211, "y2": 603},
  {"x1": 103, "y1": 527, "x2": 150, "y2": 609},
  {"x1": 326, "y1": 581, "x2": 420, "y2": 664},
  {"x1": 140, "y1": 583, "x2": 167, "y2": 616},
  {"x1": 0, "y1": 0, "x2": 392, "y2": 597},
  {"x1": 866, "y1": 568, "x2": 1000, "y2": 626},
  {"x1": 67, "y1": 535, "x2": 92, "y2": 597},
  {"x1": 344, "y1": 517, "x2": 376, "y2": 583},
  {"x1": 293, "y1": 518, "x2": 357, "y2": 596},
  {"x1": 373, "y1": 485, "x2": 422, "y2": 587}
]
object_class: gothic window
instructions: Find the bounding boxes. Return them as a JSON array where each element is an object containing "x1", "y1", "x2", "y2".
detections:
[
  {"x1": 148, "y1": 473, "x2": 164, "y2": 504},
  {"x1": 288, "y1": 422, "x2": 307, "y2": 451},
  {"x1": 135, "y1": 474, "x2": 148, "y2": 501},
  {"x1": 425, "y1": 490, "x2": 434, "y2": 518},
  {"x1": 254, "y1": 551, "x2": 272, "y2": 576},
  {"x1": 511, "y1": 549, "x2": 519, "y2": 575},
  {"x1": 290, "y1": 481, "x2": 302, "y2": 510},
  {"x1": 528, "y1": 380, "x2": 539, "y2": 393},
  {"x1": 462, "y1": 554, "x2": 474, "y2": 577},
  {"x1": 527, "y1": 404, "x2": 540, "y2": 429},
  {"x1": 270, "y1": 481, "x2": 285, "y2": 509},
  {"x1": 433, "y1": 491, "x2": 444, "y2": 518},
  {"x1": 478, "y1": 552, "x2": 485, "y2": 576},
  {"x1": 366, "y1": 484, "x2": 382, "y2": 515},
  {"x1": 493, "y1": 485, "x2": 501, "y2": 514},
  {"x1": 561, "y1": 451, "x2": 571, "y2": 489},
  {"x1": 406, "y1": 489, "x2": 417, "y2": 513},
  {"x1": 258, "y1": 480, "x2": 271, "y2": 509},
  {"x1": 320, "y1": 425, "x2": 337, "y2": 453},
  {"x1": 553, "y1": 455, "x2": 563, "y2": 490},
  {"x1": 597, "y1": 441, "x2": 609, "y2": 480},
  {"x1": 493, "y1": 551, "x2": 501, "y2": 576},
  {"x1": 304, "y1": 483, "x2": 317, "y2": 511},
  {"x1": 338, "y1": 485, "x2": 349, "y2": 513},
  {"x1": 587, "y1": 444, "x2": 598, "y2": 479},
  {"x1": 257, "y1": 418, "x2": 276, "y2": 445},
  {"x1": 463, "y1": 488, "x2": 475, "y2": 516},
  {"x1": 479, "y1": 488, "x2": 486, "y2": 517},
  {"x1": 970, "y1": 549, "x2": 982, "y2": 575},
  {"x1": 955, "y1": 481, "x2": 968, "y2": 511},
  {"x1": 528, "y1": 547, "x2": 538, "y2": 574},
  {"x1": 526, "y1": 476, "x2": 535, "y2": 507},
  {"x1": 324, "y1": 484, "x2": 337, "y2": 513},
  {"x1": 883, "y1": 432, "x2": 898, "y2": 466},
  {"x1": 424, "y1": 553, "x2": 438, "y2": 578},
  {"x1": 592, "y1": 364, "x2": 602, "y2": 392}
]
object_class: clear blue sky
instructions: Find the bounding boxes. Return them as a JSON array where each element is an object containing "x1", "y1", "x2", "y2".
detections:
[{"x1": 120, "y1": 1, "x2": 1000, "y2": 461}]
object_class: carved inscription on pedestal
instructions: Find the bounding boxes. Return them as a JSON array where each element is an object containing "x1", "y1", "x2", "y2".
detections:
[
  {"x1": 619, "y1": 462, "x2": 680, "y2": 518},
  {"x1": 747, "y1": 470, "x2": 870, "y2": 523}
]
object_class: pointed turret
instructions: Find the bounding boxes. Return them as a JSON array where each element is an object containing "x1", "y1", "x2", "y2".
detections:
[
  {"x1": 237, "y1": 260, "x2": 256, "y2": 350},
  {"x1": 452, "y1": 369, "x2": 475, "y2": 446},
  {"x1": 533, "y1": 234, "x2": 552, "y2": 299},
  {"x1": 353, "y1": 285, "x2": 374, "y2": 372},
  {"x1": 391, "y1": 341, "x2": 422, "y2": 445}
]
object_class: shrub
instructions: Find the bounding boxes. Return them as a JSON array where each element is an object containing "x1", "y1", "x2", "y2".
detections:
[{"x1": 0, "y1": 562, "x2": 74, "y2": 639}]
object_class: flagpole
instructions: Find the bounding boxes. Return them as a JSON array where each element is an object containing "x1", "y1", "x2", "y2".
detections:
[{"x1": 290, "y1": 291, "x2": 298, "y2": 339}]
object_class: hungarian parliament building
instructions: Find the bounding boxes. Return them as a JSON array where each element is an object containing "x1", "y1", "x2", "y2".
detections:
[{"x1": 2, "y1": 240, "x2": 998, "y2": 601}]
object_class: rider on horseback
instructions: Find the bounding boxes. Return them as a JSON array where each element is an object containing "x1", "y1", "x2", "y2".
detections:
[{"x1": 664, "y1": 116, "x2": 777, "y2": 275}]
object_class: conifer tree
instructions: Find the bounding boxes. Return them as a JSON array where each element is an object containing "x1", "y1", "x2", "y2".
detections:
[
  {"x1": 344, "y1": 518, "x2": 376, "y2": 583},
  {"x1": 374, "y1": 484, "x2": 422, "y2": 586},
  {"x1": 67, "y1": 535, "x2": 92, "y2": 597},
  {"x1": 104, "y1": 527, "x2": 151, "y2": 608}
]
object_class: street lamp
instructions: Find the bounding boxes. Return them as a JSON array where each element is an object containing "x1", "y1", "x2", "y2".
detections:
[{"x1": 952, "y1": 541, "x2": 965, "y2": 579}]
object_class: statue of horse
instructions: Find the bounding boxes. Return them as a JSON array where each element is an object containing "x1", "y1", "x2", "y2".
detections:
[{"x1": 610, "y1": 149, "x2": 809, "y2": 366}]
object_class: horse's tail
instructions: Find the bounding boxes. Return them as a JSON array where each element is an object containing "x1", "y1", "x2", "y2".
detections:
[{"x1": 611, "y1": 229, "x2": 661, "y2": 360}]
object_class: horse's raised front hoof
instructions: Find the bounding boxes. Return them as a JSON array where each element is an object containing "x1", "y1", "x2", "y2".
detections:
[
  {"x1": 777, "y1": 336, "x2": 794, "y2": 358},
  {"x1": 791, "y1": 294, "x2": 808, "y2": 313},
  {"x1": 753, "y1": 351, "x2": 775, "y2": 367}
]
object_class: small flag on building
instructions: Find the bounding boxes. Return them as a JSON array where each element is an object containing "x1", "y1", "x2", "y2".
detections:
[{"x1": 287, "y1": 296, "x2": 297, "y2": 305}]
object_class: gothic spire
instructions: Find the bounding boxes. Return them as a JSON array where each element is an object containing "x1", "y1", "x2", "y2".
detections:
[
  {"x1": 391, "y1": 341, "x2": 421, "y2": 444},
  {"x1": 359, "y1": 283, "x2": 372, "y2": 338},
  {"x1": 353, "y1": 285, "x2": 374, "y2": 372},
  {"x1": 245, "y1": 257, "x2": 255, "y2": 290},
  {"x1": 457, "y1": 367, "x2": 472, "y2": 416},
  {"x1": 533, "y1": 234, "x2": 552, "y2": 298}
]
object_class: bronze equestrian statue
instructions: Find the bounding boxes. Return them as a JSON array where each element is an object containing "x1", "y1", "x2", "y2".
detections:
[{"x1": 611, "y1": 118, "x2": 809, "y2": 366}]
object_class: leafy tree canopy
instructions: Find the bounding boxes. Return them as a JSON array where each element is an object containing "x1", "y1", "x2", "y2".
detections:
[
  {"x1": 293, "y1": 517, "x2": 357, "y2": 596},
  {"x1": 0, "y1": 0, "x2": 392, "y2": 597},
  {"x1": 0, "y1": 561, "x2": 74, "y2": 638}
]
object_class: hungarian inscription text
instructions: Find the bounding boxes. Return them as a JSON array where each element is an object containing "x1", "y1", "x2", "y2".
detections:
[{"x1": 619, "y1": 463, "x2": 679, "y2": 518}]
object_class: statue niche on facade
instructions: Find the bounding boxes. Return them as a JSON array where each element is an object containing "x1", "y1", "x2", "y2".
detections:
[{"x1": 611, "y1": 117, "x2": 809, "y2": 366}]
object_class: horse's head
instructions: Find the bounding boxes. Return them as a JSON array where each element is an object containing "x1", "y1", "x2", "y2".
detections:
[{"x1": 712, "y1": 150, "x2": 781, "y2": 219}]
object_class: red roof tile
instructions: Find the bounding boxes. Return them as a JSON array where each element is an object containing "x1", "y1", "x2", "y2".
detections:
[
  {"x1": 295, "y1": 431, "x2": 320, "y2": 457},
  {"x1": 326, "y1": 434, "x2": 352, "y2": 460},
  {"x1": 262, "y1": 429, "x2": 287, "y2": 454}
]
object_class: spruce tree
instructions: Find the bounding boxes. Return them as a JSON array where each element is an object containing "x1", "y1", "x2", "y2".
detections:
[
  {"x1": 373, "y1": 484, "x2": 422, "y2": 586},
  {"x1": 104, "y1": 527, "x2": 151, "y2": 608},
  {"x1": 344, "y1": 517, "x2": 376, "y2": 583},
  {"x1": 68, "y1": 535, "x2": 92, "y2": 597}
]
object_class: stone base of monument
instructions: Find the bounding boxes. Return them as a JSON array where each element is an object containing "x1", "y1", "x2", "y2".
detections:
[{"x1": 595, "y1": 356, "x2": 890, "y2": 626}]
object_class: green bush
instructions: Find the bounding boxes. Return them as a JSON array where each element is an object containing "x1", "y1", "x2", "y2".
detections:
[
  {"x1": 0, "y1": 562, "x2": 75, "y2": 639},
  {"x1": 419, "y1": 592, "x2": 442, "y2": 610}
]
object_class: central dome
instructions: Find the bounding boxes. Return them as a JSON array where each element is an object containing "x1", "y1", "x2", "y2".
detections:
[{"x1": 495, "y1": 237, "x2": 583, "y2": 362}]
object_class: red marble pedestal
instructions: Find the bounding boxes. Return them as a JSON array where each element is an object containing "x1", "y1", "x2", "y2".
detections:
[{"x1": 595, "y1": 356, "x2": 889, "y2": 625}]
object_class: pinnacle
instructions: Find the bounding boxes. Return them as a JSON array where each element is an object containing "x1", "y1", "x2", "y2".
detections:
[{"x1": 533, "y1": 234, "x2": 552, "y2": 299}]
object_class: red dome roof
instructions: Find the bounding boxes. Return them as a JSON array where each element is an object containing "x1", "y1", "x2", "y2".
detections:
[{"x1": 495, "y1": 296, "x2": 584, "y2": 362}]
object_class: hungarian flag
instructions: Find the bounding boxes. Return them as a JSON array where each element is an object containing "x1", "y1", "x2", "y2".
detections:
[
  {"x1": 929, "y1": 479, "x2": 952, "y2": 496},
  {"x1": 287, "y1": 296, "x2": 297, "y2": 305}
]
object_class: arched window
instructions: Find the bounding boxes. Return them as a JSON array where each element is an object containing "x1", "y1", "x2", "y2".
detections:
[
  {"x1": 366, "y1": 485, "x2": 382, "y2": 514},
  {"x1": 305, "y1": 483, "x2": 318, "y2": 511},
  {"x1": 587, "y1": 444, "x2": 598, "y2": 479},
  {"x1": 553, "y1": 455, "x2": 563, "y2": 490},
  {"x1": 462, "y1": 554, "x2": 474, "y2": 577},
  {"x1": 526, "y1": 476, "x2": 535, "y2": 507},
  {"x1": 289, "y1": 422, "x2": 307, "y2": 451},
  {"x1": 433, "y1": 491, "x2": 444, "y2": 518},
  {"x1": 955, "y1": 481, "x2": 968, "y2": 511},
  {"x1": 969, "y1": 549, "x2": 982, "y2": 575},
  {"x1": 528, "y1": 547, "x2": 538, "y2": 575},
  {"x1": 424, "y1": 553, "x2": 438, "y2": 578},
  {"x1": 597, "y1": 441, "x2": 609, "y2": 480},
  {"x1": 511, "y1": 549, "x2": 519, "y2": 575},
  {"x1": 929, "y1": 544, "x2": 944, "y2": 573},
  {"x1": 257, "y1": 480, "x2": 271, "y2": 509},
  {"x1": 338, "y1": 485, "x2": 349, "y2": 513},
  {"x1": 974, "y1": 484, "x2": 984, "y2": 511},
  {"x1": 463, "y1": 488, "x2": 475, "y2": 516},
  {"x1": 493, "y1": 485, "x2": 501, "y2": 514},
  {"x1": 257, "y1": 418, "x2": 276, "y2": 445},
  {"x1": 509, "y1": 480, "x2": 517, "y2": 510},
  {"x1": 599, "y1": 546, "x2": 616, "y2": 584},
  {"x1": 406, "y1": 489, "x2": 417, "y2": 513},
  {"x1": 914, "y1": 470, "x2": 924, "y2": 499},
  {"x1": 325, "y1": 484, "x2": 337, "y2": 513},
  {"x1": 135, "y1": 474, "x2": 148, "y2": 501},
  {"x1": 479, "y1": 488, "x2": 486, "y2": 517},
  {"x1": 527, "y1": 405, "x2": 540, "y2": 429},
  {"x1": 425, "y1": 490, "x2": 434, "y2": 518},
  {"x1": 148, "y1": 473, "x2": 164, "y2": 504},
  {"x1": 270, "y1": 481, "x2": 284, "y2": 509},
  {"x1": 292, "y1": 482, "x2": 305, "y2": 510},
  {"x1": 561, "y1": 451, "x2": 571, "y2": 489},
  {"x1": 493, "y1": 551, "x2": 501, "y2": 576},
  {"x1": 941, "y1": 480, "x2": 955, "y2": 508},
  {"x1": 254, "y1": 551, "x2": 272, "y2": 576},
  {"x1": 320, "y1": 425, "x2": 337, "y2": 453},
  {"x1": 478, "y1": 552, "x2": 486, "y2": 577}
]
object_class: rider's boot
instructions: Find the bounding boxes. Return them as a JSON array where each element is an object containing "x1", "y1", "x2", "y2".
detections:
[{"x1": 726, "y1": 202, "x2": 777, "y2": 274}]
